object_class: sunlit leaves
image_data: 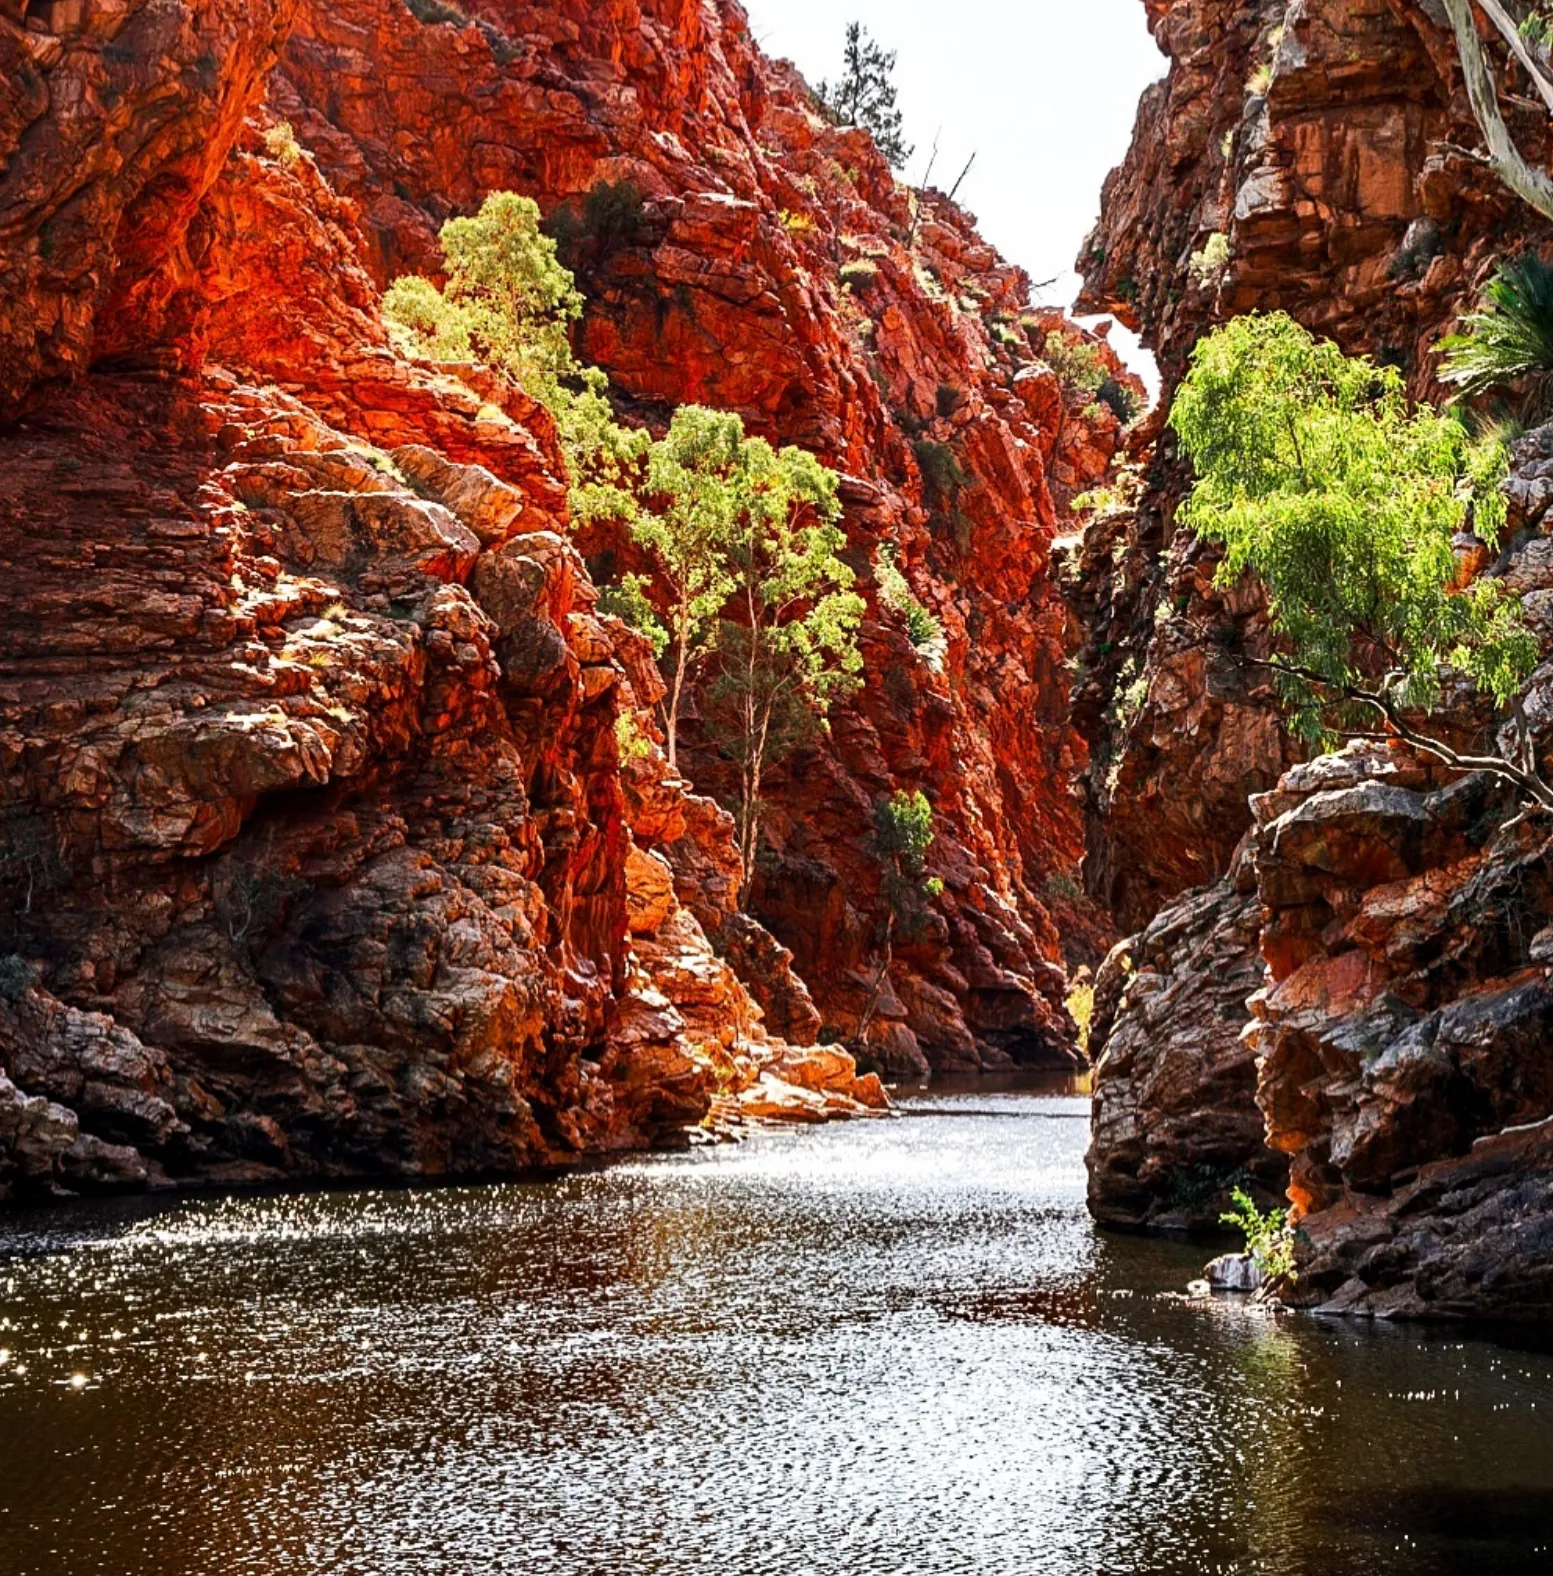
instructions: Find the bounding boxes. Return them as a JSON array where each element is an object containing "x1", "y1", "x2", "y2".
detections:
[{"x1": 1171, "y1": 312, "x2": 1531, "y2": 747}]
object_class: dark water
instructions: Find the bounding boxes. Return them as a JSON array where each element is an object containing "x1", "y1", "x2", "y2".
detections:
[{"x1": 2, "y1": 1086, "x2": 1553, "y2": 1575}]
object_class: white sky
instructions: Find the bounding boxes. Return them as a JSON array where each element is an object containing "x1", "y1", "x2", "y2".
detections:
[{"x1": 743, "y1": 0, "x2": 1167, "y2": 390}]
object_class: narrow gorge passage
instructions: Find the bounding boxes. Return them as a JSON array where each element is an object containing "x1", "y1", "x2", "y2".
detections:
[{"x1": 8, "y1": 0, "x2": 1553, "y2": 1570}]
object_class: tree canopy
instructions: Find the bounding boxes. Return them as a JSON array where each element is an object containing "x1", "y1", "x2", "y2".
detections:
[
  {"x1": 383, "y1": 190, "x2": 645, "y2": 509},
  {"x1": 818, "y1": 22, "x2": 912, "y2": 169},
  {"x1": 1171, "y1": 313, "x2": 1546, "y2": 800}
]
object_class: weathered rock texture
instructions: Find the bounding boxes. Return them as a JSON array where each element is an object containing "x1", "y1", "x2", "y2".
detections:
[
  {"x1": 0, "y1": 0, "x2": 1106, "y2": 1196},
  {"x1": 1074, "y1": 0, "x2": 1548, "y2": 917},
  {"x1": 1086, "y1": 851, "x2": 1287, "y2": 1231},
  {"x1": 269, "y1": 0, "x2": 1136, "y2": 1072},
  {"x1": 1082, "y1": 2, "x2": 1553, "y2": 1319}
]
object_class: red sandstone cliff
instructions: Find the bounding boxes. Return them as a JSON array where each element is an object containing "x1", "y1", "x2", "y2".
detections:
[
  {"x1": 1081, "y1": 0, "x2": 1553, "y2": 1319},
  {"x1": 271, "y1": 0, "x2": 1134, "y2": 1073},
  {"x1": 0, "y1": 0, "x2": 1108, "y2": 1194}
]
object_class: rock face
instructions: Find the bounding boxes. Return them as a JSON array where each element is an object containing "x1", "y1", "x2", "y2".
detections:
[
  {"x1": 1079, "y1": 0, "x2": 1542, "y2": 394},
  {"x1": 271, "y1": 0, "x2": 1136, "y2": 1072},
  {"x1": 1072, "y1": 0, "x2": 1547, "y2": 918},
  {"x1": 1087, "y1": 853, "x2": 1288, "y2": 1231},
  {"x1": 1080, "y1": 2, "x2": 1553, "y2": 1319},
  {"x1": 0, "y1": 0, "x2": 1109, "y2": 1195}
]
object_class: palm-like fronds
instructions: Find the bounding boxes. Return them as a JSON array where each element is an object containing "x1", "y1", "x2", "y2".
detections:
[{"x1": 1439, "y1": 253, "x2": 1553, "y2": 420}]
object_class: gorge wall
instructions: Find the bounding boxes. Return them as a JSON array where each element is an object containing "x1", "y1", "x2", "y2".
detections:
[
  {"x1": 0, "y1": 0, "x2": 1123, "y2": 1196},
  {"x1": 1081, "y1": 0, "x2": 1553, "y2": 1319}
]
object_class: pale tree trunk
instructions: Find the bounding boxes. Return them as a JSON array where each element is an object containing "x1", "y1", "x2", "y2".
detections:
[
  {"x1": 665, "y1": 603, "x2": 691, "y2": 772},
  {"x1": 855, "y1": 911, "x2": 896, "y2": 1053},
  {"x1": 1442, "y1": 0, "x2": 1553, "y2": 223}
]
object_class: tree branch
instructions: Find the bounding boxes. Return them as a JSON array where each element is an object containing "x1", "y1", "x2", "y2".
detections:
[
  {"x1": 1245, "y1": 648, "x2": 1553, "y2": 808},
  {"x1": 1442, "y1": 0, "x2": 1553, "y2": 223},
  {"x1": 1477, "y1": 0, "x2": 1553, "y2": 114}
]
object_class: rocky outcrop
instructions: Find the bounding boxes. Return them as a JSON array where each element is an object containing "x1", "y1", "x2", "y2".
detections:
[
  {"x1": 1080, "y1": 8, "x2": 1553, "y2": 1318},
  {"x1": 1079, "y1": 0, "x2": 1542, "y2": 394},
  {"x1": 0, "y1": 0, "x2": 296, "y2": 419},
  {"x1": 1087, "y1": 853, "x2": 1288, "y2": 1231},
  {"x1": 1247, "y1": 736, "x2": 1553, "y2": 1321},
  {"x1": 0, "y1": 0, "x2": 1115, "y2": 1196},
  {"x1": 271, "y1": 0, "x2": 1137, "y2": 1072},
  {"x1": 1088, "y1": 476, "x2": 1553, "y2": 1316},
  {"x1": 1072, "y1": 0, "x2": 1552, "y2": 918}
]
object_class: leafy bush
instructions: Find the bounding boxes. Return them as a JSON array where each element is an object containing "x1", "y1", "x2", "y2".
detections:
[
  {"x1": 0, "y1": 955, "x2": 40, "y2": 1002},
  {"x1": 597, "y1": 572, "x2": 668, "y2": 659},
  {"x1": 402, "y1": 0, "x2": 466, "y2": 23},
  {"x1": 383, "y1": 190, "x2": 648, "y2": 512},
  {"x1": 1188, "y1": 230, "x2": 1231, "y2": 288},
  {"x1": 1172, "y1": 312, "x2": 1541, "y2": 791},
  {"x1": 873, "y1": 789, "x2": 935, "y2": 876},
  {"x1": 1439, "y1": 253, "x2": 1553, "y2": 422},
  {"x1": 935, "y1": 382, "x2": 964, "y2": 418},
  {"x1": 614, "y1": 712, "x2": 652, "y2": 762},
  {"x1": 912, "y1": 437, "x2": 966, "y2": 506},
  {"x1": 262, "y1": 121, "x2": 302, "y2": 170},
  {"x1": 1220, "y1": 1188, "x2": 1296, "y2": 1281},
  {"x1": 874, "y1": 544, "x2": 945, "y2": 670},
  {"x1": 545, "y1": 179, "x2": 650, "y2": 271},
  {"x1": 1097, "y1": 378, "x2": 1138, "y2": 424},
  {"x1": 1042, "y1": 330, "x2": 1108, "y2": 397},
  {"x1": 840, "y1": 258, "x2": 880, "y2": 292}
]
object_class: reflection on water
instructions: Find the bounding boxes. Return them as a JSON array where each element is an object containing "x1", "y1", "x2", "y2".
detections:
[{"x1": 1, "y1": 1087, "x2": 1552, "y2": 1575}]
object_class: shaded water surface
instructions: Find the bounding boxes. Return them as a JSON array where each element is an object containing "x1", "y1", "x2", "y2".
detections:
[{"x1": 2, "y1": 1085, "x2": 1553, "y2": 1574}]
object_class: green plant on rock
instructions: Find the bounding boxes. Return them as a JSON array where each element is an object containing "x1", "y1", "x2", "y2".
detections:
[
  {"x1": 856, "y1": 790, "x2": 943, "y2": 1046},
  {"x1": 1042, "y1": 330, "x2": 1108, "y2": 397},
  {"x1": 874, "y1": 543, "x2": 945, "y2": 671},
  {"x1": 817, "y1": 21, "x2": 913, "y2": 169},
  {"x1": 614, "y1": 711, "x2": 653, "y2": 762},
  {"x1": 0, "y1": 954, "x2": 40, "y2": 1002},
  {"x1": 1172, "y1": 311, "x2": 1549, "y2": 809},
  {"x1": 1220, "y1": 1188, "x2": 1297, "y2": 1282},
  {"x1": 699, "y1": 445, "x2": 864, "y2": 894},
  {"x1": 544, "y1": 179, "x2": 651, "y2": 272},
  {"x1": 383, "y1": 190, "x2": 647, "y2": 515},
  {"x1": 597, "y1": 572, "x2": 668, "y2": 660},
  {"x1": 1439, "y1": 253, "x2": 1553, "y2": 424}
]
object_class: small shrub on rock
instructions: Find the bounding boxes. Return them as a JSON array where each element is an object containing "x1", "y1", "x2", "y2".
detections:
[{"x1": 0, "y1": 955, "x2": 40, "y2": 1002}]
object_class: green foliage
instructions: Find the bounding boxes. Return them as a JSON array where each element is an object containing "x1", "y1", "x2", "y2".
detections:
[
  {"x1": 1189, "y1": 230, "x2": 1231, "y2": 289},
  {"x1": 262, "y1": 121, "x2": 302, "y2": 170},
  {"x1": 840, "y1": 258, "x2": 880, "y2": 292},
  {"x1": 1439, "y1": 254, "x2": 1553, "y2": 422},
  {"x1": 869, "y1": 790, "x2": 942, "y2": 935},
  {"x1": 614, "y1": 712, "x2": 653, "y2": 762},
  {"x1": 0, "y1": 954, "x2": 40, "y2": 1002},
  {"x1": 872, "y1": 788, "x2": 934, "y2": 874},
  {"x1": 817, "y1": 21, "x2": 913, "y2": 169},
  {"x1": 912, "y1": 437, "x2": 965, "y2": 505},
  {"x1": 1171, "y1": 312, "x2": 1536, "y2": 751},
  {"x1": 382, "y1": 190, "x2": 648, "y2": 514},
  {"x1": 874, "y1": 544, "x2": 945, "y2": 669},
  {"x1": 1220, "y1": 1188, "x2": 1297, "y2": 1282},
  {"x1": 402, "y1": 0, "x2": 466, "y2": 24},
  {"x1": 597, "y1": 572, "x2": 668, "y2": 659},
  {"x1": 695, "y1": 437, "x2": 863, "y2": 890},
  {"x1": 544, "y1": 179, "x2": 650, "y2": 272},
  {"x1": 1098, "y1": 379, "x2": 1138, "y2": 424},
  {"x1": 1042, "y1": 330, "x2": 1108, "y2": 397}
]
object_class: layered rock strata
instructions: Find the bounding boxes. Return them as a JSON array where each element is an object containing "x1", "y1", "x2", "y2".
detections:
[
  {"x1": 0, "y1": 0, "x2": 1102, "y2": 1195},
  {"x1": 272, "y1": 0, "x2": 1136, "y2": 1071}
]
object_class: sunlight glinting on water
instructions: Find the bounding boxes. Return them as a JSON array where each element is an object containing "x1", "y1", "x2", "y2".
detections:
[{"x1": 1, "y1": 1089, "x2": 1552, "y2": 1575}]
